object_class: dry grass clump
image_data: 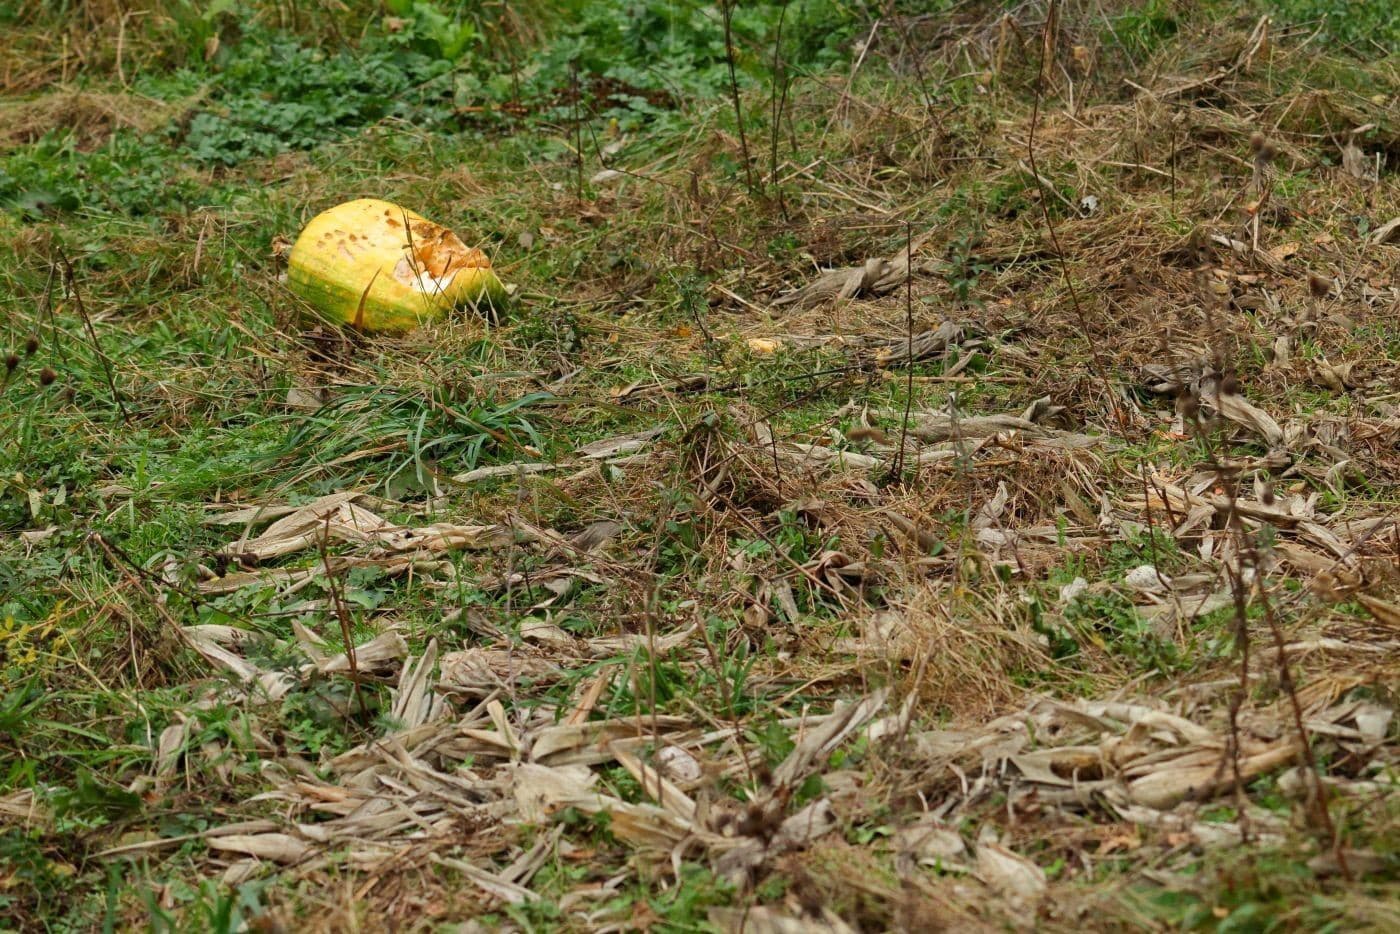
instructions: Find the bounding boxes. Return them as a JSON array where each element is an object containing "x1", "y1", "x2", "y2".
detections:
[{"x1": 0, "y1": 89, "x2": 189, "y2": 153}]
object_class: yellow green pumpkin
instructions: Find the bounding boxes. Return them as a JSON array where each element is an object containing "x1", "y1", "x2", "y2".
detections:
[{"x1": 286, "y1": 198, "x2": 506, "y2": 333}]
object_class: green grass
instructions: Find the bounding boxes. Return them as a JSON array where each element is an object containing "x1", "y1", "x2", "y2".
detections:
[{"x1": 1269, "y1": 0, "x2": 1400, "y2": 53}]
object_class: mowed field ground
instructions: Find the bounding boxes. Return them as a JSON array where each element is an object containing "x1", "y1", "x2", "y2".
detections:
[{"x1": 1, "y1": 1, "x2": 1398, "y2": 930}]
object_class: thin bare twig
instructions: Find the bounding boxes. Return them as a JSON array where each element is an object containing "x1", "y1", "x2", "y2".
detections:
[
  {"x1": 720, "y1": 0, "x2": 758, "y2": 196},
  {"x1": 55, "y1": 247, "x2": 129, "y2": 422},
  {"x1": 318, "y1": 515, "x2": 368, "y2": 719},
  {"x1": 888, "y1": 222, "x2": 917, "y2": 485},
  {"x1": 1026, "y1": 0, "x2": 1122, "y2": 432}
]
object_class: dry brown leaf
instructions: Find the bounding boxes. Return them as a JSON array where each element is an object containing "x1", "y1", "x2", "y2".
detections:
[
  {"x1": 1369, "y1": 215, "x2": 1400, "y2": 245},
  {"x1": 772, "y1": 690, "x2": 888, "y2": 788},
  {"x1": 206, "y1": 833, "x2": 312, "y2": 864},
  {"x1": 1309, "y1": 849, "x2": 1389, "y2": 878},
  {"x1": 866, "y1": 320, "x2": 968, "y2": 366},
  {"x1": 438, "y1": 647, "x2": 561, "y2": 697},
  {"x1": 1127, "y1": 741, "x2": 1299, "y2": 808},
  {"x1": 530, "y1": 717, "x2": 691, "y2": 765},
  {"x1": 450, "y1": 462, "x2": 554, "y2": 484},
  {"x1": 895, "y1": 815, "x2": 969, "y2": 868},
  {"x1": 389, "y1": 639, "x2": 447, "y2": 730},
  {"x1": 1340, "y1": 141, "x2": 1374, "y2": 181},
  {"x1": 912, "y1": 412, "x2": 1043, "y2": 443},
  {"x1": 613, "y1": 747, "x2": 698, "y2": 821},
  {"x1": 712, "y1": 799, "x2": 839, "y2": 882},
  {"x1": 1009, "y1": 747, "x2": 1106, "y2": 786},
  {"x1": 315, "y1": 630, "x2": 408, "y2": 675},
  {"x1": 773, "y1": 232, "x2": 933, "y2": 308},
  {"x1": 1204, "y1": 383, "x2": 1284, "y2": 446},
  {"x1": 212, "y1": 493, "x2": 538, "y2": 564},
  {"x1": 511, "y1": 763, "x2": 597, "y2": 823},
  {"x1": 559, "y1": 793, "x2": 693, "y2": 849},
  {"x1": 0, "y1": 790, "x2": 51, "y2": 828},
  {"x1": 655, "y1": 745, "x2": 703, "y2": 786},
  {"x1": 222, "y1": 494, "x2": 389, "y2": 559},
  {"x1": 709, "y1": 907, "x2": 857, "y2": 934},
  {"x1": 975, "y1": 843, "x2": 1047, "y2": 904},
  {"x1": 430, "y1": 854, "x2": 539, "y2": 905},
  {"x1": 1357, "y1": 594, "x2": 1400, "y2": 629},
  {"x1": 576, "y1": 426, "x2": 666, "y2": 459}
]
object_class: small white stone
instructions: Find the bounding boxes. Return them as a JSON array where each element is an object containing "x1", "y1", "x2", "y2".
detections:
[
  {"x1": 655, "y1": 745, "x2": 701, "y2": 784},
  {"x1": 1124, "y1": 565, "x2": 1170, "y2": 592},
  {"x1": 1058, "y1": 577, "x2": 1089, "y2": 603}
]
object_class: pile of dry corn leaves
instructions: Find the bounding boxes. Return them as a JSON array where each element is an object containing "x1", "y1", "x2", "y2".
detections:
[{"x1": 65, "y1": 371, "x2": 1398, "y2": 927}]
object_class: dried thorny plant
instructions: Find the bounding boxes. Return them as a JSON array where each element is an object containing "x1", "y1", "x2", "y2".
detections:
[
  {"x1": 1026, "y1": 0, "x2": 1123, "y2": 434},
  {"x1": 1187, "y1": 204, "x2": 1348, "y2": 873},
  {"x1": 317, "y1": 516, "x2": 368, "y2": 721},
  {"x1": 719, "y1": 0, "x2": 757, "y2": 199}
]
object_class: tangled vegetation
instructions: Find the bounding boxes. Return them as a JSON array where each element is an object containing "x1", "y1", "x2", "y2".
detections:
[{"x1": 1, "y1": 1, "x2": 1397, "y2": 930}]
